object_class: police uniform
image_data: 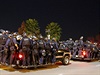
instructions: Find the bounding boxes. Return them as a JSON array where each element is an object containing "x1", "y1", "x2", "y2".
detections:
[
  {"x1": 38, "y1": 39, "x2": 46, "y2": 64},
  {"x1": 5, "y1": 34, "x2": 18, "y2": 65},
  {"x1": 44, "y1": 39, "x2": 52, "y2": 64},
  {"x1": 50, "y1": 39, "x2": 58, "y2": 63},
  {"x1": 32, "y1": 38, "x2": 39, "y2": 65},
  {"x1": 0, "y1": 33, "x2": 8, "y2": 64},
  {"x1": 20, "y1": 36, "x2": 32, "y2": 66}
]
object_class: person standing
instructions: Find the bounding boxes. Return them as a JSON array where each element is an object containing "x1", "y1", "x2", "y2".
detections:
[
  {"x1": 19, "y1": 33, "x2": 32, "y2": 66},
  {"x1": 5, "y1": 34, "x2": 18, "y2": 66}
]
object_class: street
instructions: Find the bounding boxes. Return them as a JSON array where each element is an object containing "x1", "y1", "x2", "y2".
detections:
[{"x1": 0, "y1": 60, "x2": 100, "y2": 75}]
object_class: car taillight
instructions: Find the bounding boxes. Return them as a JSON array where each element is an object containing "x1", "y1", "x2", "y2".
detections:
[
  {"x1": 18, "y1": 53, "x2": 23, "y2": 59},
  {"x1": 82, "y1": 51, "x2": 86, "y2": 56}
]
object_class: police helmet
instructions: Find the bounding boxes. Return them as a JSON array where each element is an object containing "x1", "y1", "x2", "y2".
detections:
[
  {"x1": 80, "y1": 36, "x2": 83, "y2": 40},
  {"x1": 16, "y1": 35, "x2": 22, "y2": 40},
  {"x1": 75, "y1": 40, "x2": 78, "y2": 43},
  {"x1": 32, "y1": 36, "x2": 37, "y2": 40},
  {"x1": 23, "y1": 32, "x2": 27, "y2": 37},
  {"x1": 52, "y1": 38, "x2": 56, "y2": 41},
  {"x1": 5, "y1": 30, "x2": 9, "y2": 34},
  {"x1": 13, "y1": 32, "x2": 17, "y2": 36},
  {"x1": 69, "y1": 38, "x2": 72, "y2": 41},
  {"x1": 0, "y1": 29, "x2": 5, "y2": 33},
  {"x1": 44, "y1": 37, "x2": 48, "y2": 41},
  {"x1": 8, "y1": 34, "x2": 13, "y2": 37},
  {"x1": 40, "y1": 35, "x2": 43, "y2": 38},
  {"x1": 2, "y1": 30, "x2": 6, "y2": 34}
]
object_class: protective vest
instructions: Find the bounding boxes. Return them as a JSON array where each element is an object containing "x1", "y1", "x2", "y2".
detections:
[
  {"x1": 0, "y1": 34, "x2": 7, "y2": 45},
  {"x1": 45, "y1": 42, "x2": 51, "y2": 49},
  {"x1": 8, "y1": 38, "x2": 15, "y2": 46},
  {"x1": 38, "y1": 40, "x2": 44, "y2": 48},
  {"x1": 33, "y1": 41, "x2": 39, "y2": 49},
  {"x1": 22, "y1": 38, "x2": 31, "y2": 46}
]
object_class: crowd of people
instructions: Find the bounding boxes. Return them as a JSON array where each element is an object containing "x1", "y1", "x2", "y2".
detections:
[
  {"x1": 0, "y1": 29, "x2": 58, "y2": 67},
  {"x1": 59, "y1": 37, "x2": 100, "y2": 60},
  {"x1": 0, "y1": 29, "x2": 100, "y2": 67}
]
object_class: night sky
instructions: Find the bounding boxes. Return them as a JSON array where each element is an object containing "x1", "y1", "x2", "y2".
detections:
[{"x1": 0, "y1": 0, "x2": 99, "y2": 40}]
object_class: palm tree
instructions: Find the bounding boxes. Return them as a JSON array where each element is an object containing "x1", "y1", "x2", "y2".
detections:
[
  {"x1": 25, "y1": 19, "x2": 40, "y2": 37},
  {"x1": 45, "y1": 22, "x2": 62, "y2": 41}
]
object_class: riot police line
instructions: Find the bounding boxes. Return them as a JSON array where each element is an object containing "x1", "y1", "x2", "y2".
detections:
[
  {"x1": 59, "y1": 37, "x2": 100, "y2": 60},
  {"x1": 0, "y1": 30, "x2": 100, "y2": 68},
  {"x1": 0, "y1": 30, "x2": 58, "y2": 68}
]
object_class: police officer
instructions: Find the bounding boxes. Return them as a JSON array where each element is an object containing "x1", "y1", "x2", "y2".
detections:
[
  {"x1": 0, "y1": 30, "x2": 8, "y2": 65},
  {"x1": 0, "y1": 33, "x2": 3, "y2": 64},
  {"x1": 38, "y1": 35, "x2": 46, "y2": 64},
  {"x1": 44, "y1": 38, "x2": 52, "y2": 64},
  {"x1": 50, "y1": 38, "x2": 58, "y2": 64},
  {"x1": 77, "y1": 36, "x2": 84, "y2": 57},
  {"x1": 79, "y1": 36, "x2": 84, "y2": 46},
  {"x1": 19, "y1": 33, "x2": 32, "y2": 66},
  {"x1": 66, "y1": 38, "x2": 74, "y2": 49},
  {"x1": 72, "y1": 43, "x2": 79, "y2": 58},
  {"x1": 31, "y1": 36, "x2": 39, "y2": 65},
  {"x1": 5, "y1": 34, "x2": 18, "y2": 66},
  {"x1": 16, "y1": 35, "x2": 22, "y2": 46}
]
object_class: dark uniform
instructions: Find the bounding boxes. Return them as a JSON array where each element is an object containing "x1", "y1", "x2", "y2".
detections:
[
  {"x1": 50, "y1": 39, "x2": 58, "y2": 63},
  {"x1": 38, "y1": 39, "x2": 46, "y2": 64},
  {"x1": 32, "y1": 38, "x2": 39, "y2": 65},
  {"x1": 0, "y1": 33, "x2": 8, "y2": 65},
  {"x1": 0, "y1": 33, "x2": 4, "y2": 64},
  {"x1": 44, "y1": 39, "x2": 52, "y2": 64},
  {"x1": 20, "y1": 35, "x2": 32, "y2": 66},
  {"x1": 5, "y1": 34, "x2": 18, "y2": 65}
]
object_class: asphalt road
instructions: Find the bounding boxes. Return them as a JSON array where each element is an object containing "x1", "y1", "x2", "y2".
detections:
[{"x1": 0, "y1": 60, "x2": 100, "y2": 75}]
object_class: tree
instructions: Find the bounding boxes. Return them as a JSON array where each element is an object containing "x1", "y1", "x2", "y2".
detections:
[
  {"x1": 18, "y1": 21, "x2": 26, "y2": 35},
  {"x1": 45, "y1": 22, "x2": 62, "y2": 41},
  {"x1": 25, "y1": 19, "x2": 40, "y2": 37}
]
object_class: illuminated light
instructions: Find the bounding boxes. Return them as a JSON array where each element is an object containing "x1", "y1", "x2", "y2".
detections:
[
  {"x1": 58, "y1": 50, "x2": 62, "y2": 52},
  {"x1": 19, "y1": 54, "x2": 23, "y2": 59},
  {"x1": 76, "y1": 55, "x2": 78, "y2": 57},
  {"x1": 82, "y1": 51, "x2": 86, "y2": 56}
]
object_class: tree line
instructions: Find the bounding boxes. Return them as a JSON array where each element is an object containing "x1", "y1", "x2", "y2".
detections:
[
  {"x1": 18, "y1": 18, "x2": 62, "y2": 41},
  {"x1": 18, "y1": 18, "x2": 100, "y2": 45}
]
